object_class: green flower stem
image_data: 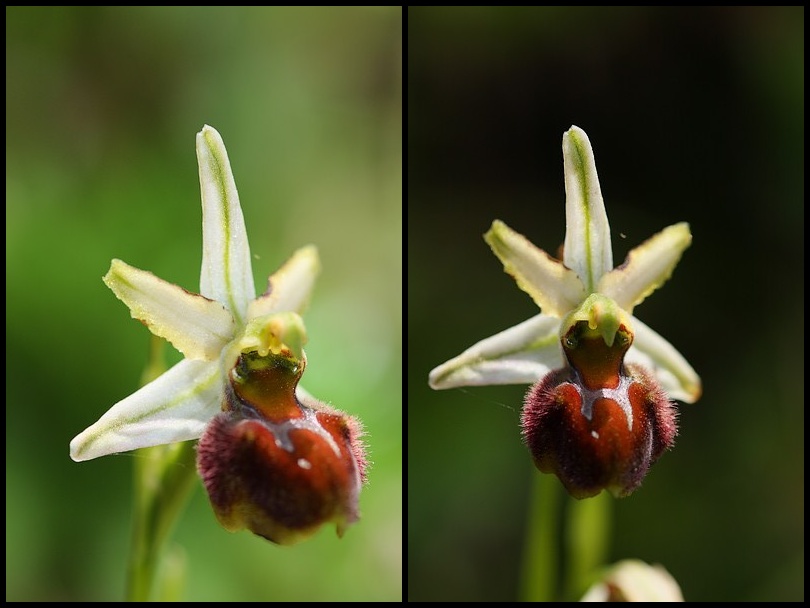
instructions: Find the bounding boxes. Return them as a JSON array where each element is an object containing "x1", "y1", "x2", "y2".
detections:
[
  {"x1": 126, "y1": 440, "x2": 198, "y2": 601},
  {"x1": 125, "y1": 338, "x2": 199, "y2": 602},
  {"x1": 155, "y1": 544, "x2": 188, "y2": 602},
  {"x1": 563, "y1": 490, "x2": 611, "y2": 601},
  {"x1": 520, "y1": 471, "x2": 612, "y2": 602},
  {"x1": 520, "y1": 471, "x2": 561, "y2": 601}
]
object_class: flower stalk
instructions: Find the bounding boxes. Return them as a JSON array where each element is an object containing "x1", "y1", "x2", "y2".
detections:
[
  {"x1": 519, "y1": 472, "x2": 561, "y2": 602},
  {"x1": 126, "y1": 337, "x2": 198, "y2": 602},
  {"x1": 127, "y1": 441, "x2": 197, "y2": 601}
]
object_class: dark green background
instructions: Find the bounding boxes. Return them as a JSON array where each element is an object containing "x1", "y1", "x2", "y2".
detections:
[
  {"x1": 7, "y1": 7, "x2": 401, "y2": 602},
  {"x1": 408, "y1": 6, "x2": 803, "y2": 602}
]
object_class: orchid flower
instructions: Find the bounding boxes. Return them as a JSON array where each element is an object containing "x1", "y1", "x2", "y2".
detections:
[
  {"x1": 70, "y1": 125, "x2": 367, "y2": 545},
  {"x1": 429, "y1": 126, "x2": 700, "y2": 497}
]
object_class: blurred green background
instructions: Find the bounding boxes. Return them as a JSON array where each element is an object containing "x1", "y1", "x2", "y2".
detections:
[
  {"x1": 7, "y1": 7, "x2": 401, "y2": 602},
  {"x1": 408, "y1": 6, "x2": 802, "y2": 602}
]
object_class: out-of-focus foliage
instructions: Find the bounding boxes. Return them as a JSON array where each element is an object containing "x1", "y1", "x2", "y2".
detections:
[
  {"x1": 408, "y1": 6, "x2": 802, "y2": 602},
  {"x1": 6, "y1": 6, "x2": 401, "y2": 602}
]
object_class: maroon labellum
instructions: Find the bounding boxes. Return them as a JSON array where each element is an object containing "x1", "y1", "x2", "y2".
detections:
[
  {"x1": 197, "y1": 350, "x2": 367, "y2": 545},
  {"x1": 521, "y1": 321, "x2": 677, "y2": 498}
]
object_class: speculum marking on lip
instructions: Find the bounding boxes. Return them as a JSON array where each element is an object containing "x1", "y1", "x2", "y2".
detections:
[{"x1": 564, "y1": 370, "x2": 635, "y2": 431}]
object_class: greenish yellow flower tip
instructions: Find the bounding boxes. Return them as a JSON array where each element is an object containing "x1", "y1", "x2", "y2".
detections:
[
  {"x1": 199, "y1": 124, "x2": 221, "y2": 150},
  {"x1": 669, "y1": 221, "x2": 692, "y2": 247},
  {"x1": 239, "y1": 312, "x2": 308, "y2": 361},
  {"x1": 649, "y1": 222, "x2": 692, "y2": 259},
  {"x1": 69, "y1": 434, "x2": 90, "y2": 462},
  {"x1": 196, "y1": 124, "x2": 229, "y2": 187},
  {"x1": 483, "y1": 219, "x2": 506, "y2": 245},
  {"x1": 565, "y1": 124, "x2": 587, "y2": 141},
  {"x1": 684, "y1": 376, "x2": 703, "y2": 402},
  {"x1": 295, "y1": 244, "x2": 321, "y2": 272},
  {"x1": 563, "y1": 125, "x2": 588, "y2": 169},
  {"x1": 102, "y1": 258, "x2": 127, "y2": 289},
  {"x1": 560, "y1": 293, "x2": 632, "y2": 348}
]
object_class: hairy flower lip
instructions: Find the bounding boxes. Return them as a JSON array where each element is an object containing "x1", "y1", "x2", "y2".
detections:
[
  {"x1": 198, "y1": 358, "x2": 365, "y2": 545},
  {"x1": 523, "y1": 361, "x2": 677, "y2": 499},
  {"x1": 197, "y1": 410, "x2": 362, "y2": 546}
]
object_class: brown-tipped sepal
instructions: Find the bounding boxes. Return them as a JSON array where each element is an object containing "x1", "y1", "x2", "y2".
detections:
[{"x1": 521, "y1": 362, "x2": 677, "y2": 499}]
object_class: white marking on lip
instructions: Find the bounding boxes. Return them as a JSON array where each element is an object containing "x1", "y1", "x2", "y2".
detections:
[
  {"x1": 564, "y1": 372, "x2": 635, "y2": 431},
  {"x1": 297, "y1": 458, "x2": 311, "y2": 469}
]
